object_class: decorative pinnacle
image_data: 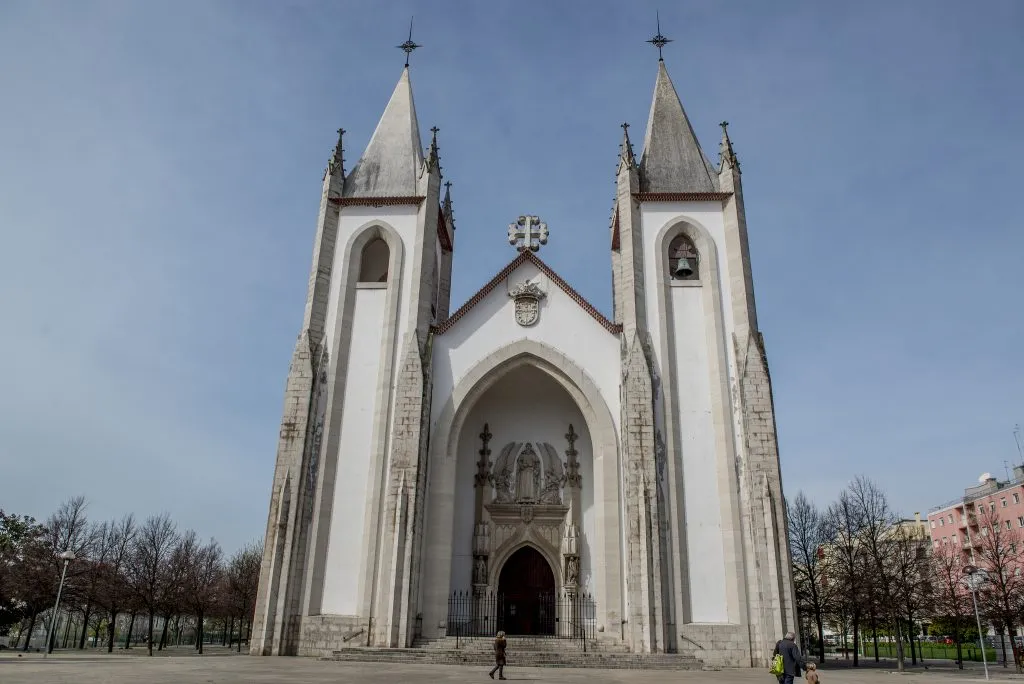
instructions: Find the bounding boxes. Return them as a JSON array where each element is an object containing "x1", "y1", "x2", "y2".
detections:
[
  {"x1": 397, "y1": 16, "x2": 421, "y2": 67},
  {"x1": 329, "y1": 128, "x2": 345, "y2": 175},
  {"x1": 719, "y1": 121, "x2": 739, "y2": 170},
  {"x1": 647, "y1": 12, "x2": 672, "y2": 61}
]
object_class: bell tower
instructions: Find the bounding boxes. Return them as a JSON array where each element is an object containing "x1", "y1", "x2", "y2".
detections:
[
  {"x1": 251, "y1": 59, "x2": 454, "y2": 654},
  {"x1": 609, "y1": 34, "x2": 796, "y2": 664}
]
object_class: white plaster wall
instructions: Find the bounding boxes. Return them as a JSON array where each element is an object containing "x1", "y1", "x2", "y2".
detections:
[
  {"x1": 324, "y1": 206, "x2": 420, "y2": 356},
  {"x1": 321, "y1": 287, "x2": 386, "y2": 615},
  {"x1": 450, "y1": 366, "x2": 595, "y2": 593},
  {"x1": 431, "y1": 260, "x2": 620, "y2": 436},
  {"x1": 670, "y1": 285, "x2": 728, "y2": 622},
  {"x1": 641, "y1": 204, "x2": 736, "y2": 379}
]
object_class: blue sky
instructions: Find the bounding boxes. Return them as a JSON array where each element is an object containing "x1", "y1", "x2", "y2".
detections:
[{"x1": 1, "y1": 1, "x2": 1022, "y2": 552}]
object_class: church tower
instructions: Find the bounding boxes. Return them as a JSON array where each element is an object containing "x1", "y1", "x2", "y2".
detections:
[
  {"x1": 251, "y1": 64, "x2": 453, "y2": 654},
  {"x1": 609, "y1": 50, "x2": 796, "y2": 662}
]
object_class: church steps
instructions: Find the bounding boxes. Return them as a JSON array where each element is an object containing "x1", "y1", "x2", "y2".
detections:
[{"x1": 324, "y1": 643, "x2": 704, "y2": 670}]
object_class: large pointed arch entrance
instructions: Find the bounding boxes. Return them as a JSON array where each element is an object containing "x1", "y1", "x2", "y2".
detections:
[{"x1": 498, "y1": 546, "x2": 556, "y2": 635}]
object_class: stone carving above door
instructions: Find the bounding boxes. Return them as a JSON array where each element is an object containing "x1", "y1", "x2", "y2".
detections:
[{"x1": 488, "y1": 441, "x2": 567, "y2": 506}]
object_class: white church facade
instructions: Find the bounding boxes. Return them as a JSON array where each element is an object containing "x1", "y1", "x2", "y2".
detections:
[{"x1": 250, "y1": 53, "x2": 796, "y2": 667}]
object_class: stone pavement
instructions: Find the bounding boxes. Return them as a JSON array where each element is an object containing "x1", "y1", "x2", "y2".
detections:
[{"x1": 0, "y1": 650, "x2": 1015, "y2": 684}]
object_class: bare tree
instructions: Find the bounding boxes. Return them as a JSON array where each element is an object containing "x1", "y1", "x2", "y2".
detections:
[
  {"x1": 974, "y1": 506, "x2": 1024, "y2": 671},
  {"x1": 181, "y1": 534, "x2": 223, "y2": 654},
  {"x1": 92, "y1": 516, "x2": 137, "y2": 652},
  {"x1": 886, "y1": 524, "x2": 932, "y2": 665},
  {"x1": 128, "y1": 514, "x2": 177, "y2": 656},
  {"x1": 826, "y1": 488, "x2": 867, "y2": 666},
  {"x1": 847, "y1": 477, "x2": 909, "y2": 671},
  {"x1": 226, "y1": 540, "x2": 262, "y2": 652},
  {"x1": 931, "y1": 545, "x2": 971, "y2": 668},
  {"x1": 789, "y1": 492, "x2": 834, "y2": 662}
]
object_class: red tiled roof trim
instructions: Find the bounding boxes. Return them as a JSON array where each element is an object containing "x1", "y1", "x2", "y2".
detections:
[
  {"x1": 431, "y1": 251, "x2": 622, "y2": 336},
  {"x1": 632, "y1": 192, "x2": 732, "y2": 202},
  {"x1": 437, "y1": 212, "x2": 452, "y2": 252},
  {"x1": 330, "y1": 196, "x2": 426, "y2": 207}
]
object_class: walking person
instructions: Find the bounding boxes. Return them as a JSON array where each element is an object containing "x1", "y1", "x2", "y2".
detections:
[
  {"x1": 773, "y1": 631, "x2": 806, "y2": 684},
  {"x1": 489, "y1": 630, "x2": 507, "y2": 680}
]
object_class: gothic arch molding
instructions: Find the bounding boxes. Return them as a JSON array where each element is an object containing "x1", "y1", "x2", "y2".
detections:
[
  {"x1": 420, "y1": 340, "x2": 622, "y2": 638},
  {"x1": 489, "y1": 541, "x2": 561, "y2": 589},
  {"x1": 302, "y1": 218, "x2": 406, "y2": 618},
  {"x1": 652, "y1": 215, "x2": 745, "y2": 626}
]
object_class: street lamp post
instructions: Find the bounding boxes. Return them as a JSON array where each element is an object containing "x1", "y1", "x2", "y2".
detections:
[
  {"x1": 964, "y1": 564, "x2": 990, "y2": 681},
  {"x1": 43, "y1": 550, "x2": 76, "y2": 658}
]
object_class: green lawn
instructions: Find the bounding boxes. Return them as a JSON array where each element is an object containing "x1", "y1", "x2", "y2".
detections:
[{"x1": 863, "y1": 642, "x2": 998, "y2": 662}]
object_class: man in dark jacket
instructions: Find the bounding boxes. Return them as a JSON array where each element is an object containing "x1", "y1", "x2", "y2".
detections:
[{"x1": 773, "y1": 632, "x2": 805, "y2": 684}]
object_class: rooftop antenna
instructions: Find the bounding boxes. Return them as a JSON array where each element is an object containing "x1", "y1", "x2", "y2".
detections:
[
  {"x1": 646, "y1": 12, "x2": 672, "y2": 62},
  {"x1": 397, "y1": 16, "x2": 421, "y2": 68},
  {"x1": 1015, "y1": 424, "x2": 1023, "y2": 464}
]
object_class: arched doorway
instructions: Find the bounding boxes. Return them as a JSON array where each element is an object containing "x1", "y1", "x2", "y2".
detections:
[{"x1": 498, "y1": 546, "x2": 556, "y2": 635}]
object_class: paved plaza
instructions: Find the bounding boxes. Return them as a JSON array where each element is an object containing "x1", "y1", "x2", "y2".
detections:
[{"x1": 0, "y1": 650, "x2": 1012, "y2": 684}]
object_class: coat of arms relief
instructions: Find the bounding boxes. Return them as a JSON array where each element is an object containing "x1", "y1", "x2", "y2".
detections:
[{"x1": 508, "y1": 280, "x2": 546, "y2": 327}]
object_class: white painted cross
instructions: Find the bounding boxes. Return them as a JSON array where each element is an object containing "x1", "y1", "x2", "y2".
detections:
[{"x1": 507, "y1": 215, "x2": 549, "y2": 253}]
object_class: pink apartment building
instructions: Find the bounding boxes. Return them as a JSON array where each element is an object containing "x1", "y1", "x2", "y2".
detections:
[{"x1": 927, "y1": 466, "x2": 1024, "y2": 560}]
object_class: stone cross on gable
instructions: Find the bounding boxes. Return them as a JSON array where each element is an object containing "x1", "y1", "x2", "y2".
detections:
[{"x1": 507, "y1": 215, "x2": 549, "y2": 253}]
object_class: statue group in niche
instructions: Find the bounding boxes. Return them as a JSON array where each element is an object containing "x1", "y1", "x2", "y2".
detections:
[{"x1": 489, "y1": 442, "x2": 567, "y2": 505}]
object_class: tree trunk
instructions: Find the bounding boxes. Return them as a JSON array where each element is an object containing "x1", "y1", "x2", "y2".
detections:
[
  {"x1": 815, "y1": 614, "x2": 825, "y2": 663},
  {"x1": 197, "y1": 612, "x2": 204, "y2": 655},
  {"x1": 894, "y1": 617, "x2": 906, "y2": 672},
  {"x1": 1000, "y1": 628, "x2": 1008, "y2": 668},
  {"x1": 107, "y1": 610, "x2": 119, "y2": 652},
  {"x1": 124, "y1": 612, "x2": 135, "y2": 649},
  {"x1": 159, "y1": 614, "x2": 171, "y2": 650},
  {"x1": 173, "y1": 615, "x2": 181, "y2": 646},
  {"x1": 228, "y1": 615, "x2": 234, "y2": 648},
  {"x1": 78, "y1": 602, "x2": 92, "y2": 649},
  {"x1": 22, "y1": 611, "x2": 36, "y2": 652},
  {"x1": 222, "y1": 618, "x2": 227, "y2": 646},
  {"x1": 909, "y1": 617, "x2": 917, "y2": 666},
  {"x1": 237, "y1": 618, "x2": 243, "y2": 653},
  {"x1": 146, "y1": 610, "x2": 155, "y2": 656},
  {"x1": 853, "y1": 616, "x2": 860, "y2": 667},
  {"x1": 63, "y1": 611, "x2": 73, "y2": 648}
]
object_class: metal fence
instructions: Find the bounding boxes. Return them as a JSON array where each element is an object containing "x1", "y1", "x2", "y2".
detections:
[{"x1": 447, "y1": 591, "x2": 596, "y2": 647}]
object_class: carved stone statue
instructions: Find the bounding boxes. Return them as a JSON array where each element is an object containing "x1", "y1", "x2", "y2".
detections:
[
  {"x1": 538, "y1": 443, "x2": 565, "y2": 504},
  {"x1": 490, "y1": 442, "x2": 520, "y2": 504},
  {"x1": 474, "y1": 556, "x2": 487, "y2": 584},
  {"x1": 565, "y1": 556, "x2": 579, "y2": 585},
  {"x1": 515, "y1": 444, "x2": 541, "y2": 503}
]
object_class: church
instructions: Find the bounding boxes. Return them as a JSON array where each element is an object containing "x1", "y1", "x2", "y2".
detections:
[{"x1": 250, "y1": 40, "x2": 796, "y2": 668}]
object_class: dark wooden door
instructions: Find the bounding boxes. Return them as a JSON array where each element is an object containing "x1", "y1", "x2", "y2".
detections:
[{"x1": 497, "y1": 546, "x2": 556, "y2": 635}]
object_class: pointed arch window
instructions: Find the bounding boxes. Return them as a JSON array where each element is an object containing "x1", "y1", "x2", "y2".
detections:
[
  {"x1": 358, "y1": 237, "x2": 390, "y2": 283},
  {"x1": 667, "y1": 234, "x2": 699, "y2": 282}
]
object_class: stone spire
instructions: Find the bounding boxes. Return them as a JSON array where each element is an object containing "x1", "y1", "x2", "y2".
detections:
[
  {"x1": 638, "y1": 61, "x2": 718, "y2": 193},
  {"x1": 719, "y1": 120, "x2": 739, "y2": 172},
  {"x1": 617, "y1": 122, "x2": 636, "y2": 174},
  {"x1": 442, "y1": 180, "x2": 455, "y2": 225},
  {"x1": 342, "y1": 67, "x2": 424, "y2": 197}
]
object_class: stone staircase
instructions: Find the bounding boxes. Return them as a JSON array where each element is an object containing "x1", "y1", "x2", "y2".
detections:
[{"x1": 324, "y1": 636, "x2": 704, "y2": 670}]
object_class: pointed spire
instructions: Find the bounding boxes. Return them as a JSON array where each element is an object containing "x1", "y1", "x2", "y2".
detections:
[
  {"x1": 328, "y1": 128, "x2": 345, "y2": 176},
  {"x1": 638, "y1": 61, "x2": 718, "y2": 193},
  {"x1": 442, "y1": 180, "x2": 455, "y2": 224},
  {"x1": 617, "y1": 122, "x2": 636, "y2": 172},
  {"x1": 343, "y1": 68, "x2": 424, "y2": 197},
  {"x1": 719, "y1": 120, "x2": 739, "y2": 172},
  {"x1": 427, "y1": 126, "x2": 441, "y2": 173}
]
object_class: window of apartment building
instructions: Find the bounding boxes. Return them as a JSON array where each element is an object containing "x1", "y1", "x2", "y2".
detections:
[
  {"x1": 982, "y1": 527, "x2": 989, "y2": 536},
  {"x1": 1006, "y1": 520, "x2": 1012, "y2": 530},
  {"x1": 991, "y1": 503, "x2": 996, "y2": 512},
  {"x1": 1018, "y1": 516, "x2": 1024, "y2": 527},
  {"x1": 1002, "y1": 499, "x2": 1008, "y2": 508},
  {"x1": 1015, "y1": 494, "x2": 1020, "y2": 505},
  {"x1": 940, "y1": 518, "x2": 945, "y2": 527},
  {"x1": 950, "y1": 514, "x2": 955, "y2": 523},
  {"x1": 931, "y1": 520, "x2": 936, "y2": 528}
]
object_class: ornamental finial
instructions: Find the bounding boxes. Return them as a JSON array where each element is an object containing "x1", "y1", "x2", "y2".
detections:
[
  {"x1": 397, "y1": 16, "x2": 421, "y2": 67},
  {"x1": 647, "y1": 12, "x2": 672, "y2": 61}
]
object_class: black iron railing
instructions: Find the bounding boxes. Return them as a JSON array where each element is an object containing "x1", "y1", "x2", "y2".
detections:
[{"x1": 446, "y1": 591, "x2": 595, "y2": 649}]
